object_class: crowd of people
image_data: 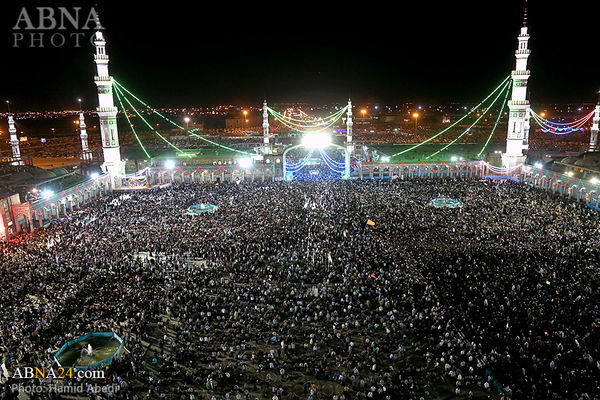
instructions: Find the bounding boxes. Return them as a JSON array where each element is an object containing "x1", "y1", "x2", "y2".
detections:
[{"x1": 0, "y1": 178, "x2": 599, "y2": 399}]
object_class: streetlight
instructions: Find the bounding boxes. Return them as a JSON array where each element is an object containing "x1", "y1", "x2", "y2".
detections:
[
  {"x1": 360, "y1": 109, "x2": 367, "y2": 117},
  {"x1": 184, "y1": 117, "x2": 190, "y2": 132},
  {"x1": 413, "y1": 112, "x2": 419, "y2": 130}
]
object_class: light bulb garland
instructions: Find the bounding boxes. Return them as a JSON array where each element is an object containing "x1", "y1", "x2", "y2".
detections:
[
  {"x1": 269, "y1": 106, "x2": 347, "y2": 125},
  {"x1": 319, "y1": 149, "x2": 347, "y2": 175},
  {"x1": 319, "y1": 148, "x2": 346, "y2": 168},
  {"x1": 267, "y1": 106, "x2": 348, "y2": 134},
  {"x1": 390, "y1": 75, "x2": 511, "y2": 158},
  {"x1": 530, "y1": 109, "x2": 594, "y2": 134},
  {"x1": 114, "y1": 84, "x2": 186, "y2": 155},
  {"x1": 285, "y1": 149, "x2": 315, "y2": 174},
  {"x1": 477, "y1": 83, "x2": 511, "y2": 158},
  {"x1": 482, "y1": 161, "x2": 524, "y2": 174},
  {"x1": 113, "y1": 79, "x2": 253, "y2": 155},
  {"x1": 113, "y1": 84, "x2": 152, "y2": 159},
  {"x1": 427, "y1": 80, "x2": 511, "y2": 160}
]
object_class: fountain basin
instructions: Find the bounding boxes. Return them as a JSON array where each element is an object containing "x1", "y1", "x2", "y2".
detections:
[{"x1": 54, "y1": 332, "x2": 124, "y2": 371}]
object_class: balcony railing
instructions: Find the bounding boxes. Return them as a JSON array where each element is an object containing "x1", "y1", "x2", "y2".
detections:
[{"x1": 96, "y1": 107, "x2": 117, "y2": 113}]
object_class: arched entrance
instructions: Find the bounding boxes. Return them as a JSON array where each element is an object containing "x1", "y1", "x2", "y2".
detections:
[{"x1": 283, "y1": 138, "x2": 350, "y2": 180}]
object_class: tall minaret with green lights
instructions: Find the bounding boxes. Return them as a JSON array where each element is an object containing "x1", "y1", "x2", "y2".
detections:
[
  {"x1": 93, "y1": 21, "x2": 124, "y2": 186},
  {"x1": 502, "y1": 6, "x2": 531, "y2": 169}
]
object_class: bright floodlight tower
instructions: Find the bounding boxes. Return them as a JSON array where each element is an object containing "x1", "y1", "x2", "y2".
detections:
[
  {"x1": 502, "y1": 7, "x2": 531, "y2": 169},
  {"x1": 282, "y1": 133, "x2": 350, "y2": 179},
  {"x1": 93, "y1": 24, "x2": 125, "y2": 188}
]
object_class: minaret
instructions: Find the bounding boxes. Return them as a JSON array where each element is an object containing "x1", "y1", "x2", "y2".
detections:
[
  {"x1": 346, "y1": 99, "x2": 353, "y2": 154},
  {"x1": 589, "y1": 93, "x2": 600, "y2": 152},
  {"x1": 262, "y1": 100, "x2": 271, "y2": 154},
  {"x1": 8, "y1": 114, "x2": 21, "y2": 161},
  {"x1": 93, "y1": 27, "x2": 124, "y2": 186},
  {"x1": 502, "y1": 6, "x2": 531, "y2": 169},
  {"x1": 79, "y1": 111, "x2": 92, "y2": 161}
]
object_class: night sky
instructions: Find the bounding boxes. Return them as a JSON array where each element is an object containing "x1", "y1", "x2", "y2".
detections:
[{"x1": 2, "y1": 1, "x2": 599, "y2": 110}]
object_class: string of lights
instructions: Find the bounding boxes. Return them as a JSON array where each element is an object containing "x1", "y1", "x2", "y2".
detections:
[
  {"x1": 285, "y1": 150, "x2": 315, "y2": 173},
  {"x1": 113, "y1": 84, "x2": 187, "y2": 155},
  {"x1": 530, "y1": 109, "x2": 595, "y2": 126},
  {"x1": 477, "y1": 83, "x2": 511, "y2": 158},
  {"x1": 482, "y1": 161, "x2": 523, "y2": 174},
  {"x1": 319, "y1": 148, "x2": 346, "y2": 168},
  {"x1": 319, "y1": 149, "x2": 346, "y2": 175},
  {"x1": 113, "y1": 79, "x2": 253, "y2": 155},
  {"x1": 268, "y1": 106, "x2": 348, "y2": 126},
  {"x1": 530, "y1": 109, "x2": 594, "y2": 134},
  {"x1": 390, "y1": 75, "x2": 511, "y2": 158},
  {"x1": 427, "y1": 80, "x2": 511, "y2": 160},
  {"x1": 113, "y1": 84, "x2": 152, "y2": 159},
  {"x1": 267, "y1": 106, "x2": 348, "y2": 133}
]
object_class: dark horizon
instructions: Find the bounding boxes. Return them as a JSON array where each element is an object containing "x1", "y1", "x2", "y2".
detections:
[{"x1": 1, "y1": 1, "x2": 599, "y2": 111}]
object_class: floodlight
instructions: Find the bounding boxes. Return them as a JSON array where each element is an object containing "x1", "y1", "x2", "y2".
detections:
[
  {"x1": 90, "y1": 172, "x2": 99, "y2": 180},
  {"x1": 41, "y1": 189, "x2": 54, "y2": 199},
  {"x1": 301, "y1": 133, "x2": 331, "y2": 149},
  {"x1": 381, "y1": 156, "x2": 390, "y2": 162},
  {"x1": 238, "y1": 157, "x2": 253, "y2": 169},
  {"x1": 451, "y1": 156, "x2": 458, "y2": 162},
  {"x1": 165, "y1": 159, "x2": 176, "y2": 170},
  {"x1": 534, "y1": 162, "x2": 543, "y2": 168}
]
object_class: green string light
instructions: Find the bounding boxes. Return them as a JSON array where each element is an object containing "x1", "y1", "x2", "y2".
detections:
[
  {"x1": 114, "y1": 84, "x2": 152, "y2": 159},
  {"x1": 113, "y1": 83, "x2": 186, "y2": 155},
  {"x1": 267, "y1": 107, "x2": 346, "y2": 124},
  {"x1": 477, "y1": 82, "x2": 511, "y2": 158},
  {"x1": 270, "y1": 113, "x2": 345, "y2": 133},
  {"x1": 267, "y1": 106, "x2": 348, "y2": 133},
  {"x1": 390, "y1": 75, "x2": 511, "y2": 158},
  {"x1": 267, "y1": 106, "x2": 347, "y2": 127},
  {"x1": 427, "y1": 80, "x2": 511, "y2": 160},
  {"x1": 113, "y1": 79, "x2": 253, "y2": 155}
]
